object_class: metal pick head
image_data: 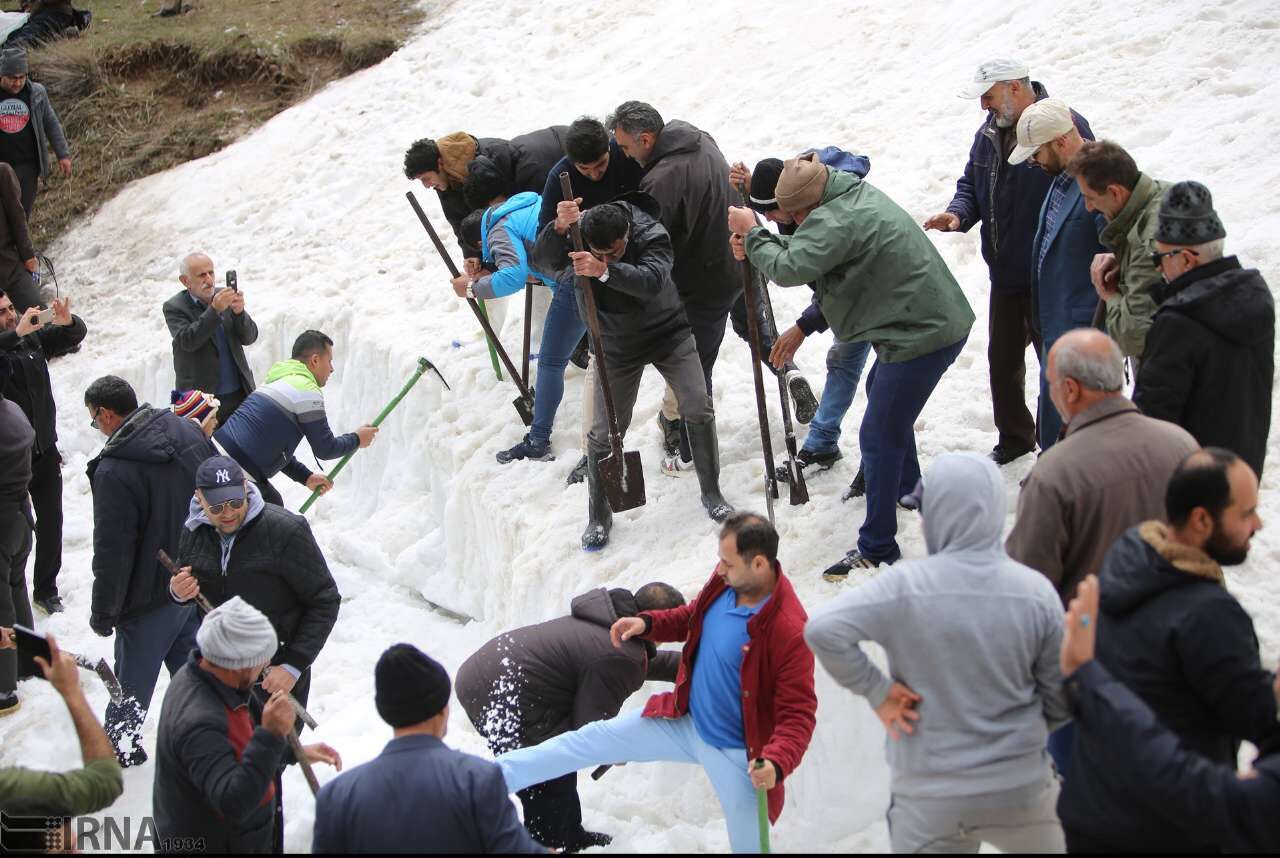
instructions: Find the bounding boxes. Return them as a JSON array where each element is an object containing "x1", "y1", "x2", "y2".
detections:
[{"x1": 420, "y1": 356, "x2": 451, "y2": 390}]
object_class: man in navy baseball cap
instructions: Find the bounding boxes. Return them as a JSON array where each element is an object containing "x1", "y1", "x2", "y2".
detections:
[{"x1": 194, "y1": 455, "x2": 248, "y2": 534}]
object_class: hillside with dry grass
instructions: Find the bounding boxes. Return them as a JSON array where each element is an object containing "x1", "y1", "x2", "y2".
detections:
[{"x1": 23, "y1": 0, "x2": 425, "y2": 248}]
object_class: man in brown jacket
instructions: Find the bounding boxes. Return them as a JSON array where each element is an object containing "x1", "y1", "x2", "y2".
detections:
[
  {"x1": 1006, "y1": 328, "x2": 1197, "y2": 604},
  {"x1": 0, "y1": 163, "x2": 37, "y2": 312}
]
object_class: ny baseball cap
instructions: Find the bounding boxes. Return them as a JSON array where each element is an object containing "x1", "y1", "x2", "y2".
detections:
[
  {"x1": 196, "y1": 455, "x2": 247, "y2": 506},
  {"x1": 1008, "y1": 98, "x2": 1074, "y2": 165},
  {"x1": 958, "y1": 58, "x2": 1030, "y2": 99}
]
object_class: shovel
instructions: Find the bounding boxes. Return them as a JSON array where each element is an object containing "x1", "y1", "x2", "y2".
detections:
[
  {"x1": 559, "y1": 172, "x2": 645, "y2": 512},
  {"x1": 71, "y1": 653, "x2": 123, "y2": 705}
]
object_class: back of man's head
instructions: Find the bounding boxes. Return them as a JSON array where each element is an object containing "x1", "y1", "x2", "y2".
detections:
[
  {"x1": 84, "y1": 375, "x2": 138, "y2": 416},
  {"x1": 1053, "y1": 329, "x2": 1124, "y2": 393},
  {"x1": 1166, "y1": 447, "x2": 1239, "y2": 527},
  {"x1": 463, "y1": 155, "x2": 507, "y2": 210},
  {"x1": 607, "y1": 101, "x2": 664, "y2": 137},
  {"x1": 634, "y1": 582, "x2": 686, "y2": 613},
  {"x1": 1067, "y1": 140, "x2": 1139, "y2": 194},
  {"x1": 403, "y1": 138, "x2": 440, "y2": 179},
  {"x1": 565, "y1": 116, "x2": 609, "y2": 164},
  {"x1": 459, "y1": 209, "x2": 484, "y2": 252},
  {"x1": 292, "y1": 330, "x2": 333, "y2": 362}
]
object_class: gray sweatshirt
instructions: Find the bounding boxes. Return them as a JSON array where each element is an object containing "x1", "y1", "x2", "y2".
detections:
[{"x1": 805, "y1": 452, "x2": 1069, "y2": 798}]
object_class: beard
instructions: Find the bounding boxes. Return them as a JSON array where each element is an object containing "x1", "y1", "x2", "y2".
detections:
[{"x1": 1205, "y1": 527, "x2": 1250, "y2": 566}]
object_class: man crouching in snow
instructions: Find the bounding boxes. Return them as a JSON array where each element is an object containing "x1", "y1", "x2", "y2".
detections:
[{"x1": 495, "y1": 512, "x2": 816, "y2": 853}]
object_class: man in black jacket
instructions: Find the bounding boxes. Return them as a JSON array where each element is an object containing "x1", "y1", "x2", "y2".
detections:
[
  {"x1": 85, "y1": 374, "x2": 214, "y2": 765},
  {"x1": 1, "y1": 290, "x2": 83, "y2": 614},
  {"x1": 552, "y1": 195, "x2": 734, "y2": 550},
  {"x1": 455, "y1": 583, "x2": 685, "y2": 850},
  {"x1": 171, "y1": 454, "x2": 340, "y2": 850},
  {"x1": 1059, "y1": 448, "x2": 1277, "y2": 851},
  {"x1": 403, "y1": 125, "x2": 566, "y2": 257},
  {"x1": 1135, "y1": 181, "x2": 1274, "y2": 477},
  {"x1": 0, "y1": 361, "x2": 33, "y2": 715},
  {"x1": 162, "y1": 252, "x2": 258, "y2": 426}
]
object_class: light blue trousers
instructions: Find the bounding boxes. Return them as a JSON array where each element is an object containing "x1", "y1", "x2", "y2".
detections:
[{"x1": 496, "y1": 712, "x2": 764, "y2": 853}]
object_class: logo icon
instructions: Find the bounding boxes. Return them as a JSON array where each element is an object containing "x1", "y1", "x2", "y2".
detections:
[{"x1": 215, "y1": 468, "x2": 230, "y2": 484}]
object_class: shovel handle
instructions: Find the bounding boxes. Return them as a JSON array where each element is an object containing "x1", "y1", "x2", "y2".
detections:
[
  {"x1": 287, "y1": 728, "x2": 321, "y2": 796},
  {"x1": 157, "y1": 549, "x2": 213, "y2": 612}
]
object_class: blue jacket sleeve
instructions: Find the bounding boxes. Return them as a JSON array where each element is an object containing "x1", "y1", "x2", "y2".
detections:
[
  {"x1": 298, "y1": 410, "x2": 359, "y2": 462},
  {"x1": 945, "y1": 132, "x2": 983, "y2": 232},
  {"x1": 796, "y1": 294, "x2": 828, "y2": 335},
  {"x1": 472, "y1": 222, "x2": 531, "y2": 300},
  {"x1": 281, "y1": 456, "x2": 312, "y2": 485}
]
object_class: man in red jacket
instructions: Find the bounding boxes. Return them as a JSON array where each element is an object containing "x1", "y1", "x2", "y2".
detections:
[{"x1": 495, "y1": 512, "x2": 816, "y2": 853}]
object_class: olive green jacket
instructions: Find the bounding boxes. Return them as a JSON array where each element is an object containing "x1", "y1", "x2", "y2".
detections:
[
  {"x1": 1099, "y1": 173, "x2": 1168, "y2": 358},
  {"x1": 0, "y1": 757, "x2": 123, "y2": 816},
  {"x1": 745, "y1": 169, "x2": 974, "y2": 363}
]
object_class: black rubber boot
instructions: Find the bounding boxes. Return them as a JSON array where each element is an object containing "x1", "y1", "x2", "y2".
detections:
[
  {"x1": 686, "y1": 418, "x2": 734, "y2": 522},
  {"x1": 581, "y1": 451, "x2": 613, "y2": 551}
]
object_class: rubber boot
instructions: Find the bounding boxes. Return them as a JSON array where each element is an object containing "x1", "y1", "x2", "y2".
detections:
[
  {"x1": 581, "y1": 450, "x2": 613, "y2": 551},
  {"x1": 686, "y1": 418, "x2": 734, "y2": 522}
]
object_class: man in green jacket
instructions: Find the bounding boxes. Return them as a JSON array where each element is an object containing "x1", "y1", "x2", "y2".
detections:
[
  {"x1": 1067, "y1": 140, "x2": 1167, "y2": 364},
  {"x1": 729, "y1": 158, "x2": 974, "y2": 579},
  {"x1": 0, "y1": 629, "x2": 124, "y2": 834}
]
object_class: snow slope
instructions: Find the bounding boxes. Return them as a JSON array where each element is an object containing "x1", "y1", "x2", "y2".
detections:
[{"x1": 3, "y1": 0, "x2": 1279, "y2": 852}]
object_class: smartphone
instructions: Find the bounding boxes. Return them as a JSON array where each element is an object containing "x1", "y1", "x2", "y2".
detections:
[
  {"x1": 32, "y1": 306, "x2": 55, "y2": 325},
  {"x1": 13, "y1": 624, "x2": 52, "y2": 669},
  {"x1": 226, "y1": 270, "x2": 238, "y2": 292}
]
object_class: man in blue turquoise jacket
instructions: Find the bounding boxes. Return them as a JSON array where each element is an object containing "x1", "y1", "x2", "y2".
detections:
[
  {"x1": 213, "y1": 330, "x2": 377, "y2": 507},
  {"x1": 1008, "y1": 98, "x2": 1106, "y2": 451}
]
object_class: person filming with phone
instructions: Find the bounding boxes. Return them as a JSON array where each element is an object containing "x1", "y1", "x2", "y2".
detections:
[{"x1": 162, "y1": 253, "x2": 258, "y2": 427}]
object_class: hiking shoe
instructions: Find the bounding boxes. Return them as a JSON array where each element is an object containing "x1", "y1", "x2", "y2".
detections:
[
  {"x1": 496, "y1": 434, "x2": 554, "y2": 464},
  {"x1": 822, "y1": 550, "x2": 885, "y2": 582},
  {"x1": 570, "y1": 335, "x2": 591, "y2": 370},
  {"x1": 990, "y1": 443, "x2": 1035, "y2": 466},
  {"x1": 566, "y1": 455, "x2": 588, "y2": 485},
  {"x1": 661, "y1": 452, "x2": 696, "y2": 476},
  {"x1": 775, "y1": 448, "x2": 842, "y2": 483},
  {"x1": 34, "y1": 594, "x2": 65, "y2": 615},
  {"x1": 0, "y1": 693, "x2": 18, "y2": 717},
  {"x1": 842, "y1": 464, "x2": 866, "y2": 501},
  {"x1": 115, "y1": 745, "x2": 148, "y2": 768},
  {"x1": 565, "y1": 830, "x2": 613, "y2": 852},
  {"x1": 786, "y1": 371, "x2": 819, "y2": 425}
]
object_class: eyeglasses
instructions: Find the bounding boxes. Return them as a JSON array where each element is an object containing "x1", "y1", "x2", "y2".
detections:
[
  {"x1": 89, "y1": 407, "x2": 103, "y2": 429},
  {"x1": 206, "y1": 497, "x2": 246, "y2": 515},
  {"x1": 1150, "y1": 248, "x2": 1197, "y2": 269}
]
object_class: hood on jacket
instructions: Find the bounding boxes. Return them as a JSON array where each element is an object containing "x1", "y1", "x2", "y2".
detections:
[
  {"x1": 100, "y1": 406, "x2": 179, "y2": 465},
  {"x1": 480, "y1": 191, "x2": 541, "y2": 257},
  {"x1": 1099, "y1": 521, "x2": 1225, "y2": 617},
  {"x1": 647, "y1": 120, "x2": 704, "y2": 167},
  {"x1": 185, "y1": 480, "x2": 267, "y2": 532},
  {"x1": 264, "y1": 359, "x2": 319, "y2": 390},
  {"x1": 920, "y1": 452, "x2": 1006, "y2": 555},
  {"x1": 1154, "y1": 257, "x2": 1275, "y2": 348},
  {"x1": 817, "y1": 166, "x2": 862, "y2": 208},
  {"x1": 569, "y1": 587, "x2": 632, "y2": 629}
]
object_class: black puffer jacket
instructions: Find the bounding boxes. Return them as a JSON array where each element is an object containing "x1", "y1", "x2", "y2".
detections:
[
  {"x1": 87, "y1": 407, "x2": 215, "y2": 632},
  {"x1": 639, "y1": 120, "x2": 740, "y2": 308},
  {"x1": 1134, "y1": 256, "x2": 1274, "y2": 476},
  {"x1": 455, "y1": 587, "x2": 680, "y2": 749},
  {"x1": 0, "y1": 314, "x2": 87, "y2": 457},
  {"x1": 1059, "y1": 522, "x2": 1278, "y2": 852},
  {"x1": 177, "y1": 493, "x2": 339, "y2": 672}
]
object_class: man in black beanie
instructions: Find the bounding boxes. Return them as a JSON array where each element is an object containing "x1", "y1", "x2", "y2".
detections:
[
  {"x1": 1133, "y1": 180, "x2": 1274, "y2": 476},
  {"x1": 312, "y1": 644, "x2": 543, "y2": 854}
]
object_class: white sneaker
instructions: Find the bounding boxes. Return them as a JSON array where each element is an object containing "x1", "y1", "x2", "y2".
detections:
[{"x1": 661, "y1": 452, "x2": 696, "y2": 477}]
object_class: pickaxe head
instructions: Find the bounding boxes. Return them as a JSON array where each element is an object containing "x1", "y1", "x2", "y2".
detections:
[
  {"x1": 72, "y1": 654, "x2": 124, "y2": 704},
  {"x1": 419, "y1": 356, "x2": 451, "y2": 390}
]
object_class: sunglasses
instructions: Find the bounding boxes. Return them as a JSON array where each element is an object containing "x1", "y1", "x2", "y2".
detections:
[
  {"x1": 206, "y1": 497, "x2": 246, "y2": 515},
  {"x1": 1150, "y1": 247, "x2": 1197, "y2": 269}
]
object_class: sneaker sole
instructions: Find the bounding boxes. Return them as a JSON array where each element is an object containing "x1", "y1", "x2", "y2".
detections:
[
  {"x1": 788, "y1": 376, "x2": 819, "y2": 425},
  {"x1": 0, "y1": 699, "x2": 20, "y2": 717},
  {"x1": 496, "y1": 452, "x2": 556, "y2": 464},
  {"x1": 821, "y1": 571, "x2": 849, "y2": 583}
]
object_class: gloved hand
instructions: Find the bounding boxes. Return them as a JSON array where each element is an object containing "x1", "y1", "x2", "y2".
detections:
[{"x1": 89, "y1": 617, "x2": 114, "y2": 638}]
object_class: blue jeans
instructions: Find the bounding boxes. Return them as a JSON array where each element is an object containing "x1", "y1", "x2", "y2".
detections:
[
  {"x1": 530, "y1": 274, "x2": 586, "y2": 446},
  {"x1": 497, "y1": 712, "x2": 764, "y2": 853},
  {"x1": 858, "y1": 337, "x2": 967, "y2": 562},
  {"x1": 105, "y1": 602, "x2": 201, "y2": 751},
  {"x1": 1038, "y1": 337, "x2": 1066, "y2": 452},
  {"x1": 803, "y1": 339, "x2": 873, "y2": 454},
  {"x1": 1047, "y1": 721, "x2": 1075, "y2": 779}
]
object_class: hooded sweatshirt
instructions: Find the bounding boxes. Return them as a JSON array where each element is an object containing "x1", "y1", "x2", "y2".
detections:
[
  {"x1": 472, "y1": 191, "x2": 556, "y2": 300},
  {"x1": 804, "y1": 452, "x2": 1068, "y2": 798}
]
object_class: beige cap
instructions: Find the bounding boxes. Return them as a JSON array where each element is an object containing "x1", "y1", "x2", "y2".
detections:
[
  {"x1": 775, "y1": 158, "x2": 829, "y2": 213},
  {"x1": 1008, "y1": 98, "x2": 1074, "y2": 165}
]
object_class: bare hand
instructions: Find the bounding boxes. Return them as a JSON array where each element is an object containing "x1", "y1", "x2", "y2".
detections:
[
  {"x1": 463, "y1": 258, "x2": 482, "y2": 279},
  {"x1": 261, "y1": 666, "x2": 297, "y2": 695},
  {"x1": 355, "y1": 425, "x2": 379, "y2": 448},
  {"x1": 0, "y1": 627, "x2": 13, "y2": 650},
  {"x1": 57, "y1": 157, "x2": 72, "y2": 179},
  {"x1": 306, "y1": 473, "x2": 333, "y2": 494},
  {"x1": 748, "y1": 759, "x2": 777, "y2": 791},
  {"x1": 875, "y1": 681, "x2": 922, "y2": 740},
  {"x1": 555, "y1": 198, "x2": 583, "y2": 234},
  {"x1": 1061, "y1": 574, "x2": 1100, "y2": 676},
  {"x1": 171, "y1": 567, "x2": 201, "y2": 603},
  {"x1": 51, "y1": 297, "x2": 72, "y2": 326},
  {"x1": 1090, "y1": 252, "x2": 1119, "y2": 299},
  {"x1": 15, "y1": 306, "x2": 43, "y2": 337},
  {"x1": 729, "y1": 161, "x2": 751, "y2": 193},
  {"x1": 229, "y1": 291, "x2": 246, "y2": 315},
  {"x1": 923, "y1": 212, "x2": 961, "y2": 232},
  {"x1": 729, "y1": 233, "x2": 746, "y2": 262},
  {"x1": 769, "y1": 326, "x2": 806, "y2": 370},
  {"x1": 261, "y1": 690, "x2": 295, "y2": 737},
  {"x1": 727, "y1": 206, "x2": 757, "y2": 236},
  {"x1": 23, "y1": 257, "x2": 37, "y2": 273},
  {"x1": 450, "y1": 274, "x2": 470, "y2": 297},
  {"x1": 569, "y1": 251, "x2": 607, "y2": 279},
  {"x1": 303, "y1": 742, "x2": 343, "y2": 771},
  {"x1": 211, "y1": 287, "x2": 236, "y2": 312},
  {"x1": 33, "y1": 633, "x2": 82, "y2": 700},
  {"x1": 610, "y1": 617, "x2": 647, "y2": 649}
]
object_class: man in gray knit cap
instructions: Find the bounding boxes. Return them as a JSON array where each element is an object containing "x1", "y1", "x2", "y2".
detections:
[
  {"x1": 1133, "y1": 181, "x2": 1274, "y2": 476},
  {"x1": 154, "y1": 596, "x2": 341, "y2": 853}
]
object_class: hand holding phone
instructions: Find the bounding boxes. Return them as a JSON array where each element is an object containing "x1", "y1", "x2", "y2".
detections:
[
  {"x1": 14, "y1": 623, "x2": 52, "y2": 668},
  {"x1": 226, "y1": 270, "x2": 238, "y2": 292}
]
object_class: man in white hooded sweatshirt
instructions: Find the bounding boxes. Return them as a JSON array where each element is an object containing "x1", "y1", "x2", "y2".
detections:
[{"x1": 804, "y1": 452, "x2": 1069, "y2": 853}]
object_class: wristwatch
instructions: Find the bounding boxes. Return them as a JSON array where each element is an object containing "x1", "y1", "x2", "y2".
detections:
[
  {"x1": 598, "y1": 267, "x2": 610, "y2": 283},
  {"x1": 466, "y1": 283, "x2": 476, "y2": 300}
]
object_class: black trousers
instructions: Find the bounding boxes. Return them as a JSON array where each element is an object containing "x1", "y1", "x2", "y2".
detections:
[
  {"x1": 215, "y1": 388, "x2": 248, "y2": 428},
  {"x1": 11, "y1": 161, "x2": 38, "y2": 218},
  {"x1": 683, "y1": 292, "x2": 737, "y2": 394},
  {"x1": 248, "y1": 667, "x2": 312, "y2": 855},
  {"x1": 0, "y1": 504, "x2": 34, "y2": 696},
  {"x1": 518, "y1": 772, "x2": 582, "y2": 850},
  {"x1": 988, "y1": 289, "x2": 1042, "y2": 451},
  {"x1": 2, "y1": 262, "x2": 40, "y2": 313},
  {"x1": 728, "y1": 282, "x2": 786, "y2": 378},
  {"x1": 29, "y1": 447, "x2": 62, "y2": 601}
]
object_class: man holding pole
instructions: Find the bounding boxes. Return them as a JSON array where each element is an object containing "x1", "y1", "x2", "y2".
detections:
[{"x1": 213, "y1": 330, "x2": 377, "y2": 507}]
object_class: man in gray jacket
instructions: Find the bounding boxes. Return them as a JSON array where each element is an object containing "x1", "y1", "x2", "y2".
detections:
[
  {"x1": 0, "y1": 47, "x2": 71, "y2": 217},
  {"x1": 806, "y1": 452, "x2": 1069, "y2": 854}
]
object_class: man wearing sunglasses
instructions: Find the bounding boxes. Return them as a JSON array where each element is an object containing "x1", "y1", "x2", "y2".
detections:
[
  {"x1": 83, "y1": 374, "x2": 216, "y2": 766},
  {"x1": 172, "y1": 454, "x2": 340, "y2": 851},
  {"x1": 1132, "y1": 181, "x2": 1274, "y2": 477}
]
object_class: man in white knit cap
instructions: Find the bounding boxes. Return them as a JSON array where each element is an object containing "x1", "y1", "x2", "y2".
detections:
[{"x1": 153, "y1": 596, "x2": 340, "y2": 853}]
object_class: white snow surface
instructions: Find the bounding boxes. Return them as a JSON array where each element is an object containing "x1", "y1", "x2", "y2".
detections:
[{"x1": 4, "y1": 0, "x2": 1280, "y2": 852}]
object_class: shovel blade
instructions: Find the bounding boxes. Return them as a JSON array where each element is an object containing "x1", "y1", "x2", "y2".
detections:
[
  {"x1": 95, "y1": 659, "x2": 125, "y2": 705},
  {"x1": 599, "y1": 450, "x2": 646, "y2": 512},
  {"x1": 513, "y1": 393, "x2": 534, "y2": 427},
  {"x1": 788, "y1": 465, "x2": 810, "y2": 505}
]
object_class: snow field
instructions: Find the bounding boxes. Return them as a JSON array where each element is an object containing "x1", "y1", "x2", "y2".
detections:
[{"x1": 3, "y1": 0, "x2": 1280, "y2": 852}]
